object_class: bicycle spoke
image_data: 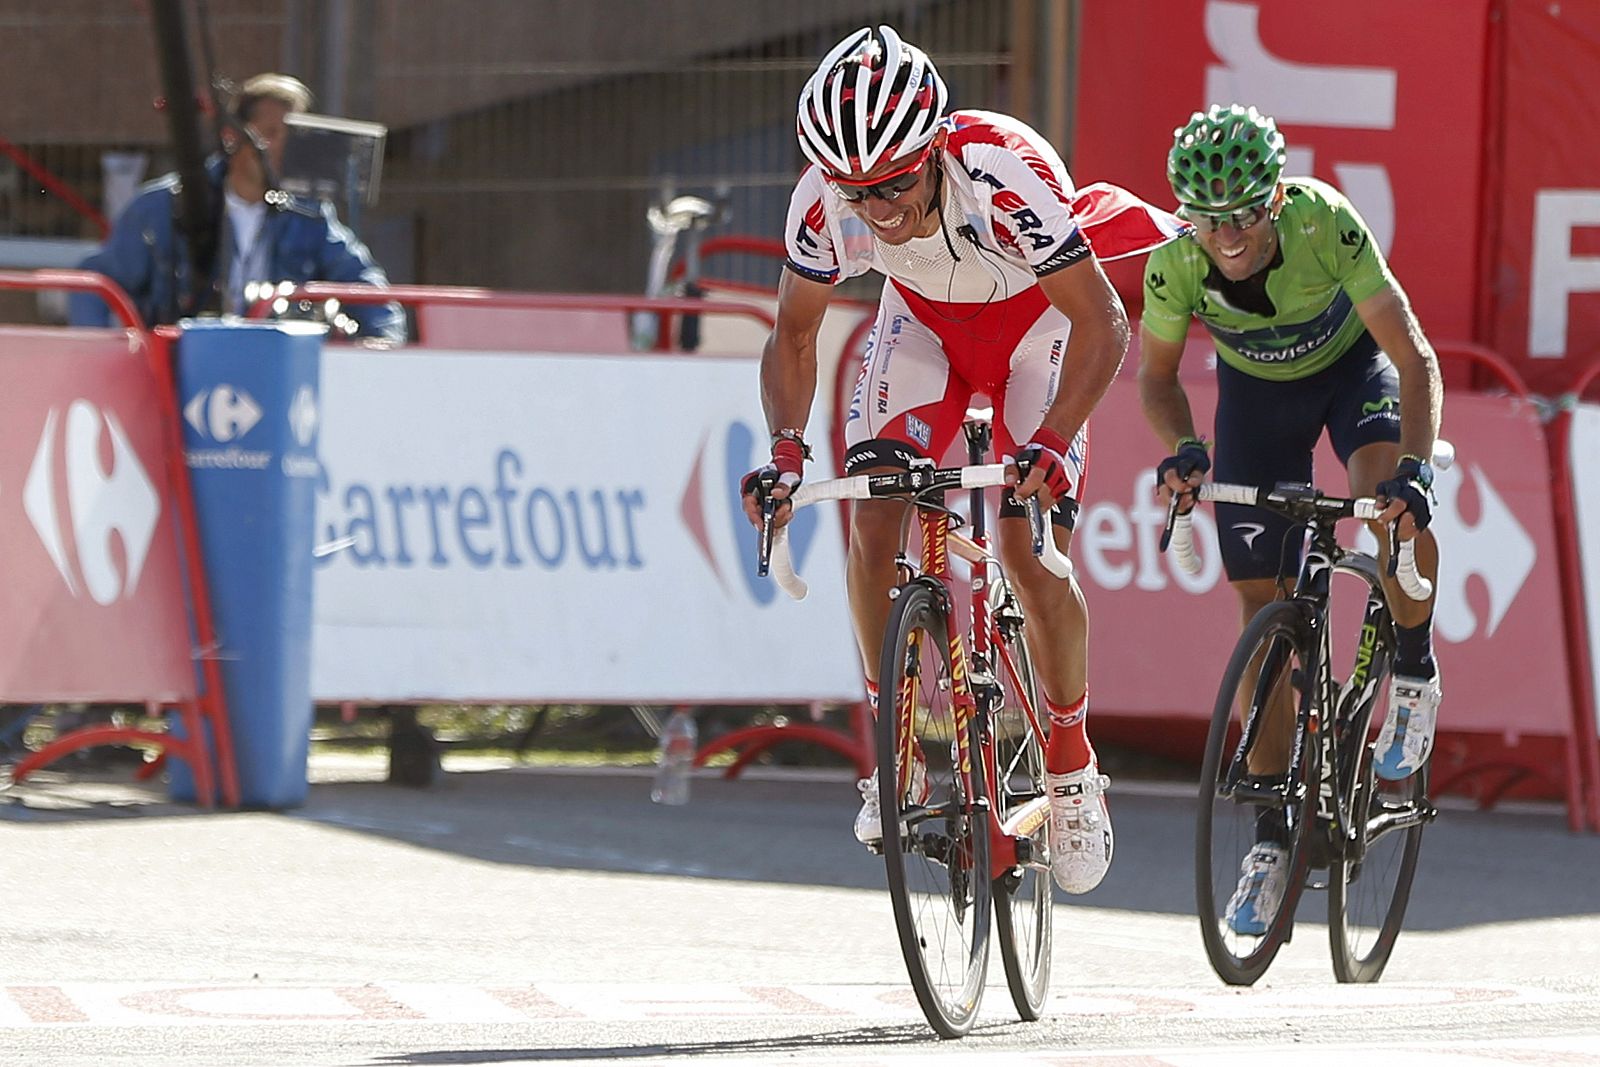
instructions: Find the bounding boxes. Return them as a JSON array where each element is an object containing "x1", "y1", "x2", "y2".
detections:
[
  {"x1": 1197, "y1": 603, "x2": 1316, "y2": 986},
  {"x1": 989, "y1": 604, "x2": 1052, "y2": 1022},
  {"x1": 878, "y1": 584, "x2": 990, "y2": 1038}
]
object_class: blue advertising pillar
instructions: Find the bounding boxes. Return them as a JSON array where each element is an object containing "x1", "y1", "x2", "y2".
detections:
[{"x1": 171, "y1": 320, "x2": 324, "y2": 808}]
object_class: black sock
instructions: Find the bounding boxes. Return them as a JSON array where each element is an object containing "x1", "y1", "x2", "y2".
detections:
[
  {"x1": 1255, "y1": 805, "x2": 1289, "y2": 848},
  {"x1": 1394, "y1": 617, "x2": 1437, "y2": 680}
]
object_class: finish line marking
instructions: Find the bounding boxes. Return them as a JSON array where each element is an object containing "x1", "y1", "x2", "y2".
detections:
[{"x1": 0, "y1": 982, "x2": 1580, "y2": 1027}]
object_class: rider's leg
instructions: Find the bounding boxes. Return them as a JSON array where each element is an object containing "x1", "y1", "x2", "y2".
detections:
[
  {"x1": 1331, "y1": 344, "x2": 1442, "y2": 778},
  {"x1": 847, "y1": 492, "x2": 914, "y2": 684},
  {"x1": 1347, "y1": 439, "x2": 1443, "y2": 779},
  {"x1": 996, "y1": 515, "x2": 1089, "y2": 771},
  {"x1": 1231, "y1": 576, "x2": 1298, "y2": 777},
  {"x1": 1347, "y1": 440, "x2": 1440, "y2": 661}
]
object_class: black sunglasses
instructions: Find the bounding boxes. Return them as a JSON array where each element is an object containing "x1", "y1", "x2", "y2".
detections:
[{"x1": 827, "y1": 152, "x2": 932, "y2": 203}]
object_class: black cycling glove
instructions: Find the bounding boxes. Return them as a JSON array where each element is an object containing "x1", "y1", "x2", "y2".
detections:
[
  {"x1": 1155, "y1": 438, "x2": 1211, "y2": 489},
  {"x1": 1375, "y1": 456, "x2": 1434, "y2": 531}
]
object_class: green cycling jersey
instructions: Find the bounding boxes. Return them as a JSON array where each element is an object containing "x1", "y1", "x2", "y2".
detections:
[{"x1": 1141, "y1": 177, "x2": 1397, "y2": 382}]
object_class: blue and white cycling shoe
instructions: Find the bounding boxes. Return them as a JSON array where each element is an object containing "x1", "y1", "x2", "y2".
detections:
[
  {"x1": 1374, "y1": 673, "x2": 1442, "y2": 781},
  {"x1": 1225, "y1": 843, "x2": 1288, "y2": 936}
]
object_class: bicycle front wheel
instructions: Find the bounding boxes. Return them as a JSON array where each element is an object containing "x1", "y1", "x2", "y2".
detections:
[
  {"x1": 989, "y1": 602, "x2": 1052, "y2": 1021},
  {"x1": 1328, "y1": 656, "x2": 1428, "y2": 982},
  {"x1": 1196, "y1": 600, "x2": 1318, "y2": 985},
  {"x1": 878, "y1": 581, "x2": 992, "y2": 1039}
]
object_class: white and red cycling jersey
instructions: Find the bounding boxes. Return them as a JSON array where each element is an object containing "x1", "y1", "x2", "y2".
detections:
[
  {"x1": 785, "y1": 110, "x2": 1094, "y2": 303},
  {"x1": 781, "y1": 109, "x2": 1185, "y2": 496}
]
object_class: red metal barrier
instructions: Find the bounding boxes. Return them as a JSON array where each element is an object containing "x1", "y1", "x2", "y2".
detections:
[
  {"x1": 1549, "y1": 359, "x2": 1600, "y2": 830},
  {"x1": 0, "y1": 269, "x2": 142, "y2": 330},
  {"x1": 0, "y1": 272, "x2": 236, "y2": 805}
]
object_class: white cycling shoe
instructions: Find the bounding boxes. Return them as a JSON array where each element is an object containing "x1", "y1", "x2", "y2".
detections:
[
  {"x1": 1047, "y1": 761, "x2": 1113, "y2": 893},
  {"x1": 853, "y1": 755, "x2": 930, "y2": 846},
  {"x1": 1225, "y1": 842, "x2": 1289, "y2": 936},
  {"x1": 1374, "y1": 672, "x2": 1442, "y2": 781}
]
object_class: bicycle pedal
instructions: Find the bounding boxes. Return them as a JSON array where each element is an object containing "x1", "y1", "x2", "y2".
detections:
[{"x1": 1011, "y1": 835, "x2": 1034, "y2": 866}]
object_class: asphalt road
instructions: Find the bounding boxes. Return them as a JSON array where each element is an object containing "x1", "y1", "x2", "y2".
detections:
[{"x1": 3, "y1": 754, "x2": 1598, "y2": 1065}]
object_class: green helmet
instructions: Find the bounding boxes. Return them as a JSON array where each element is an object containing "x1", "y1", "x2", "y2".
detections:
[{"x1": 1167, "y1": 104, "x2": 1286, "y2": 212}]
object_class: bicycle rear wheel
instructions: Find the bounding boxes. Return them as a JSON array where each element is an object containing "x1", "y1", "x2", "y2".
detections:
[
  {"x1": 1196, "y1": 600, "x2": 1318, "y2": 985},
  {"x1": 1328, "y1": 654, "x2": 1429, "y2": 982},
  {"x1": 989, "y1": 595, "x2": 1052, "y2": 1021},
  {"x1": 878, "y1": 581, "x2": 992, "y2": 1039}
]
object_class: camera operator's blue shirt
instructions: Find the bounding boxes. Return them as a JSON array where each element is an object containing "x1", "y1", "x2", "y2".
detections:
[{"x1": 68, "y1": 157, "x2": 404, "y2": 342}]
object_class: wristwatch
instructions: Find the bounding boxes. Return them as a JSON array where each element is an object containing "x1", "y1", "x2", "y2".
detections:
[{"x1": 1399, "y1": 454, "x2": 1434, "y2": 491}]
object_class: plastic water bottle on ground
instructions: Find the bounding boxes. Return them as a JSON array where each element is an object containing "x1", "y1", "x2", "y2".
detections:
[{"x1": 651, "y1": 708, "x2": 697, "y2": 805}]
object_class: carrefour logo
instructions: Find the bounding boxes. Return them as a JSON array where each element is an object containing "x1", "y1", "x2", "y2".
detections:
[
  {"x1": 679, "y1": 420, "x2": 818, "y2": 606},
  {"x1": 184, "y1": 384, "x2": 262, "y2": 442},
  {"x1": 316, "y1": 448, "x2": 645, "y2": 571},
  {"x1": 23, "y1": 401, "x2": 160, "y2": 605}
]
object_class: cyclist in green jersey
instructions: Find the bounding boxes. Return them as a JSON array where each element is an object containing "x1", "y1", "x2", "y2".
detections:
[{"x1": 1137, "y1": 105, "x2": 1444, "y2": 934}]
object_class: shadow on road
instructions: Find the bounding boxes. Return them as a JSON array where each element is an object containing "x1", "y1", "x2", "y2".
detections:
[
  {"x1": 6, "y1": 760, "x2": 1598, "y2": 931},
  {"x1": 361, "y1": 1021, "x2": 939, "y2": 1063}
]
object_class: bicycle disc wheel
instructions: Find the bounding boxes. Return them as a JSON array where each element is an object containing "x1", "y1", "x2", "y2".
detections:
[
  {"x1": 878, "y1": 581, "x2": 992, "y2": 1039},
  {"x1": 989, "y1": 602, "x2": 1052, "y2": 1021},
  {"x1": 1328, "y1": 654, "x2": 1428, "y2": 982},
  {"x1": 1196, "y1": 601, "x2": 1317, "y2": 985}
]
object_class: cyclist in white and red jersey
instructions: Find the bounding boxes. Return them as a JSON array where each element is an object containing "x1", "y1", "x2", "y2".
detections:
[{"x1": 740, "y1": 25, "x2": 1185, "y2": 894}]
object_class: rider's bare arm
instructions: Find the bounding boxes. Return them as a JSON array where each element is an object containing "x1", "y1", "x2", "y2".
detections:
[
  {"x1": 742, "y1": 268, "x2": 834, "y2": 528},
  {"x1": 1354, "y1": 283, "x2": 1443, "y2": 461},
  {"x1": 761, "y1": 267, "x2": 833, "y2": 439},
  {"x1": 1009, "y1": 257, "x2": 1128, "y2": 504},
  {"x1": 1136, "y1": 325, "x2": 1206, "y2": 501},
  {"x1": 1032, "y1": 256, "x2": 1128, "y2": 431}
]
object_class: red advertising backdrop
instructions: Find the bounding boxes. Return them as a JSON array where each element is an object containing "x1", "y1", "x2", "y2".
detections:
[
  {"x1": 1072, "y1": 370, "x2": 1574, "y2": 799},
  {"x1": 1485, "y1": 1, "x2": 1600, "y2": 394},
  {"x1": 1072, "y1": 0, "x2": 1491, "y2": 347},
  {"x1": 0, "y1": 328, "x2": 195, "y2": 701}
]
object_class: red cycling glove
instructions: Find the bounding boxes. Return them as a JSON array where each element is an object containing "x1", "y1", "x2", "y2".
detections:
[
  {"x1": 741, "y1": 433, "x2": 808, "y2": 500},
  {"x1": 1017, "y1": 427, "x2": 1078, "y2": 503}
]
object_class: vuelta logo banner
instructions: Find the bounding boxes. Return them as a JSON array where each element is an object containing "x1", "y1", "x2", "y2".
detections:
[
  {"x1": 0, "y1": 331, "x2": 194, "y2": 701},
  {"x1": 311, "y1": 348, "x2": 859, "y2": 703},
  {"x1": 1486, "y1": 1, "x2": 1600, "y2": 393},
  {"x1": 1076, "y1": 374, "x2": 1572, "y2": 737},
  {"x1": 1072, "y1": 0, "x2": 1491, "y2": 343}
]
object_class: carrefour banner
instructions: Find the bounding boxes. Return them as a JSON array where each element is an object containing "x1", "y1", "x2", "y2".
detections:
[
  {"x1": 0, "y1": 329, "x2": 194, "y2": 701},
  {"x1": 311, "y1": 349, "x2": 860, "y2": 703},
  {"x1": 1076, "y1": 372, "x2": 1572, "y2": 739}
]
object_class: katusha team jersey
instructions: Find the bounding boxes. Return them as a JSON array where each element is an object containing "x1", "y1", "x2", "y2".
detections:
[
  {"x1": 782, "y1": 110, "x2": 1094, "y2": 310},
  {"x1": 1140, "y1": 177, "x2": 1399, "y2": 382}
]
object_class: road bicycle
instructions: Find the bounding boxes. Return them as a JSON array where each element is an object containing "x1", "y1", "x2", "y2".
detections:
[
  {"x1": 758, "y1": 410, "x2": 1068, "y2": 1038},
  {"x1": 1162, "y1": 456, "x2": 1446, "y2": 985}
]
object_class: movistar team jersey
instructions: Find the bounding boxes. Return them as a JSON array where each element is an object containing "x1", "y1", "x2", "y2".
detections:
[{"x1": 1140, "y1": 177, "x2": 1397, "y2": 381}]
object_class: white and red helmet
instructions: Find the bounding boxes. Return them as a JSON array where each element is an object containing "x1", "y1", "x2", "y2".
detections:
[{"x1": 796, "y1": 25, "x2": 948, "y2": 177}]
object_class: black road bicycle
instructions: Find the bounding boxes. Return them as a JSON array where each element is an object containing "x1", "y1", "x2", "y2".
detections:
[{"x1": 1163, "y1": 467, "x2": 1444, "y2": 985}]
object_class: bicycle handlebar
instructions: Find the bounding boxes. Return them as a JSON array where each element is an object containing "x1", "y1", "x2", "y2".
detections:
[
  {"x1": 761, "y1": 463, "x2": 1074, "y2": 600},
  {"x1": 1162, "y1": 483, "x2": 1432, "y2": 601}
]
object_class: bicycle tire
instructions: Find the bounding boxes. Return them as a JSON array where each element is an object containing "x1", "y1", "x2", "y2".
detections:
[
  {"x1": 1195, "y1": 600, "x2": 1319, "y2": 985},
  {"x1": 878, "y1": 581, "x2": 992, "y2": 1039},
  {"x1": 1327, "y1": 602, "x2": 1427, "y2": 981},
  {"x1": 988, "y1": 597, "x2": 1052, "y2": 1021}
]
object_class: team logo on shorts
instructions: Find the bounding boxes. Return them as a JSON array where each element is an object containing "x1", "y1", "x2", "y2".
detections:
[{"x1": 905, "y1": 414, "x2": 932, "y2": 449}]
